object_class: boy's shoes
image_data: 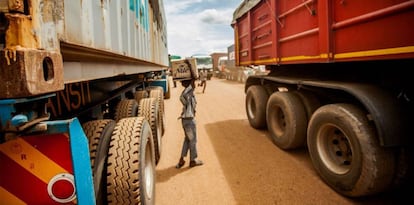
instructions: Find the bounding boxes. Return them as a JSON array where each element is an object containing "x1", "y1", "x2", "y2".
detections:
[
  {"x1": 175, "y1": 158, "x2": 185, "y2": 169},
  {"x1": 189, "y1": 159, "x2": 203, "y2": 168}
]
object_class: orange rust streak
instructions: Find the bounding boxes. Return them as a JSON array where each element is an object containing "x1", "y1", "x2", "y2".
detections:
[{"x1": 5, "y1": 13, "x2": 38, "y2": 49}]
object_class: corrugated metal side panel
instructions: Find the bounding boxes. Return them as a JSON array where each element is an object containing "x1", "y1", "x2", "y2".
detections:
[
  {"x1": 60, "y1": 0, "x2": 168, "y2": 66},
  {"x1": 234, "y1": 0, "x2": 414, "y2": 66},
  {"x1": 277, "y1": 0, "x2": 320, "y2": 63},
  {"x1": 0, "y1": 0, "x2": 168, "y2": 98},
  {"x1": 332, "y1": 0, "x2": 414, "y2": 62}
]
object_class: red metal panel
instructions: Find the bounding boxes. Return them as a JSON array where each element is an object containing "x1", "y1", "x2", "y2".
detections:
[
  {"x1": 277, "y1": 0, "x2": 320, "y2": 63},
  {"x1": 0, "y1": 134, "x2": 76, "y2": 205},
  {"x1": 24, "y1": 134, "x2": 73, "y2": 172},
  {"x1": 250, "y1": 0, "x2": 277, "y2": 64},
  {"x1": 234, "y1": 0, "x2": 414, "y2": 66},
  {"x1": 332, "y1": 0, "x2": 414, "y2": 61},
  {"x1": 1, "y1": 152, "x2": 49, "y2": 204},
  {"x1": 236, "y1": 14, "x2": 251, "y2": 65}
]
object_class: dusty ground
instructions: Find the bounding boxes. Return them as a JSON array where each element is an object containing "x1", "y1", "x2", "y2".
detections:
[{"x1": 155, "y1": 78, "x2": 411, "y2": 205}]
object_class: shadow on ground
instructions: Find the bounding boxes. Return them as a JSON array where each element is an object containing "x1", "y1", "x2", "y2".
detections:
[{"x1": 204, "y1": 119, "x2": 413, "y2": 205}]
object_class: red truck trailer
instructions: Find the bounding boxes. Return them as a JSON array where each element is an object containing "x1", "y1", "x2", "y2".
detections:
[
  {"x1": 232, "y1": 0, "x2": 414, "y2": 197},
  {"x1": 0, "y1": 0, "x2": 169, "y2": 204}
]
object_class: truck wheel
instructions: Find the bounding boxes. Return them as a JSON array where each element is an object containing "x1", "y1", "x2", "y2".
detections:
[
  {"x1": 307, "y1": 103, "x2": 396, "y2": 197},
  {"x1": 82, "y1": 119, "x2": 115, "y2": 205},
  {"x1": 138, "y1": 97, "x2": 162, "y2": 164},
  {"x1": 147, "y1": 86, "x2": 164, "y2": 107},
  {"x1": 245, "y1": 85, "x2": 269, "y2": 129},
  {"x1": 266, "y1": 92, "x2": 307, "y2": 149},
  {"x1": 148, "y1": 87, "x2": 165, "y2": 136},
  {"x1": 114, "y1": 99, "x2": 138, "y2": 122},
  {"x1": 293, "y1": 90, "x2": 320, "y2": 120},
  {"x1": 107, "y1": 117, "x2": 156, "y2": 204},
  {"x1": 134, "y1": 90, "x2": 148, "y2": 103}
]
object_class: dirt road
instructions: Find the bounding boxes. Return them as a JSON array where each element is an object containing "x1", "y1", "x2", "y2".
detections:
[{"x1": 155, "y1": 78, "x2": 410, "y2": 205}]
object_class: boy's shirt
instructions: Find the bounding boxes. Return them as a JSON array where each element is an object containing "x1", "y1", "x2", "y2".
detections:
[{"x1": 180, "y1": 85, "x2": 197, "y2": 119}]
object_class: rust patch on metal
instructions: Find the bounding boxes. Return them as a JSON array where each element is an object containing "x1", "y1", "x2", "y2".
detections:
[
  {"x1": 5, "y1": 13, "x2": 38, "y2": 49},
  {"x1": 8, "y1": 0, "x2": 24, "y2": 13},
  {"x1": 0, "y1": 49, "x2": 64, "y2": 98}
]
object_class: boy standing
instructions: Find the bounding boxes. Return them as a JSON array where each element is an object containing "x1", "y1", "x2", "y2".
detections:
[{"x1": 176, "y1": 78, "x2": 203, "y2": 168}]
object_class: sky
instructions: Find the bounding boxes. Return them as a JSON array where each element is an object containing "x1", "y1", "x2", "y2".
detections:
[{"x1": 163, "y1": 0, "x2": 243, "y2": 58}]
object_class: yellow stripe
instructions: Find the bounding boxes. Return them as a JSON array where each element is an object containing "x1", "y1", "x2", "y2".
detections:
[
  {"x1": 0, "y1": 138, "x2": 68, "y2": 184},
  {"x1": 239, "y1": 46, "x2": 414, "y2": 64},
  {"x1": 0, "y1": 186, "x2": 27, "y2": 205},
  {"x1": 281, "y1": 54, "x2": 329, "y2": 62},
  {"x1": 335, "y1": 46, "x2": 414, "y2": 59},
  {"x1": 280, "y1": 46, "x2": 414, "y2": 62},
  {"x1": 240, "y1": 58, "x2": 278, "y2": 65}
]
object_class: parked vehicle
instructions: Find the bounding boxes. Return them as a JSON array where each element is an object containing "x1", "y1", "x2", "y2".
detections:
[
  {"x1": 233, "y1": 0, "x2": 414, "y2": 198},
  {"x1": 0, "y1": 0, "x2": 169, "y2": 204},
  {"x1": 215, "y1": 56, "x2": 228, "y2": 79},
  {"x1": 191, "y1": 54, "x2": 213, "y2": 80},
  {"x1": 210, "y1": 52, "x2": 227, "y2": 78}
]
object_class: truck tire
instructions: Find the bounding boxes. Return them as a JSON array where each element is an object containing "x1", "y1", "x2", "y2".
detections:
[
  {"x1": 147, "y1": 86, "x2": 164, "y2": 108},
  {"x1": 82, "y1": 119, "x2": 115, "y2": 205},
  {"x1": 245, "y1": 85, "x2": 269, "y2": 129},
  {"x1": 138, "y1": 97, "x2": 162, "y2": 164},
  {"x1": 164, "y1": 79, "x2": 171, "y2": 99},
  {"x1": 148, "y1": 87, "x2": 165, "y2": 136},
  {"x1": 266, "y1": 92, "x2": 308, "y2": 149},
  {"x1": 293, "y1": 90, "x2": 320, "y2": 120},
  {"x1": 307, "y1": 103, "x2": 396, "y2": 197},
  {"x1": 114, "y1": 99, "x2": 138, "y2": 122},
  {"x1": 135, "y1": 90, "x2": 148, "y2": 103},
  {"x1": 107, "y1": 117, "x2": 156, "y2": 204}
]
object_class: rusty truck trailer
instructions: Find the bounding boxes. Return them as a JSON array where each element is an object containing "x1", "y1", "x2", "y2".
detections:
[{"x1": 0, "y1": 0, "x2": 169, "y2": 204}]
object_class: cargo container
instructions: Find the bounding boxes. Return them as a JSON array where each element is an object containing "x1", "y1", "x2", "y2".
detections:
[
  {"x1": 0, "y1": 0, "x2": 169, "y2": 204},
  {"x1": 232, "y1": 0, "x2": 414, "y2": 197}
]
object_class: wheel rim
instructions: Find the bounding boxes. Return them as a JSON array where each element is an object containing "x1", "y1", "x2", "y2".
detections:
[
  {"x1": 247, "y1": 96, "x2": 256, "y2": 119},
  {"x1": 316, "y1": 124, "x2": 352, "y2": 175},
  {"x1": 144, "y1": 139, "x2": 155, "y2": 199},
  {"x1": 161, "y1": 111, "x2": 166, "y2": 135},
  {"x1": 157, "y1": 115, "x2": 162, "y2": 154}
]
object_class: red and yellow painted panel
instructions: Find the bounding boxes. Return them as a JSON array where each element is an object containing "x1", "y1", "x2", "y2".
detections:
[
  {"x1": 0, "y1": 134, "x2": 77, "y2": 204},
  {"x1": 234, "y1": 0, "x2": 414, "y2": 65}
]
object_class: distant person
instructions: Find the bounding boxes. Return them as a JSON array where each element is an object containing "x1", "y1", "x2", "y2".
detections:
[
  {"x1": 176, "y1": 78, "x2": 203, "y2": 168},
  {"x1": 198, "y1": 69, "x2": 207, "y2": 93}
]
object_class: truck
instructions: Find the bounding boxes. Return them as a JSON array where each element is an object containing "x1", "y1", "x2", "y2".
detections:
[
  {"x1": 210, "y1": 52, "x2": 227, "y2": 78},
  {"x1": 216, "y1": 55, "x2": 228, "y2": 79},
  {"x1": 232, "y1": 0, "x2": 414, "y2": 198},
  {"x1": 224, "y1": 44, "x2": 263, "y2": 83},
  {"x1": 223, "y1": 44, "x2": 246, "y2": 82},
  {"x1": 0, "y1": 0, "x2": 169, "y2": 204},
  {"x1": 191, "y1": 54, "x2": 213, "y2": 80}
]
